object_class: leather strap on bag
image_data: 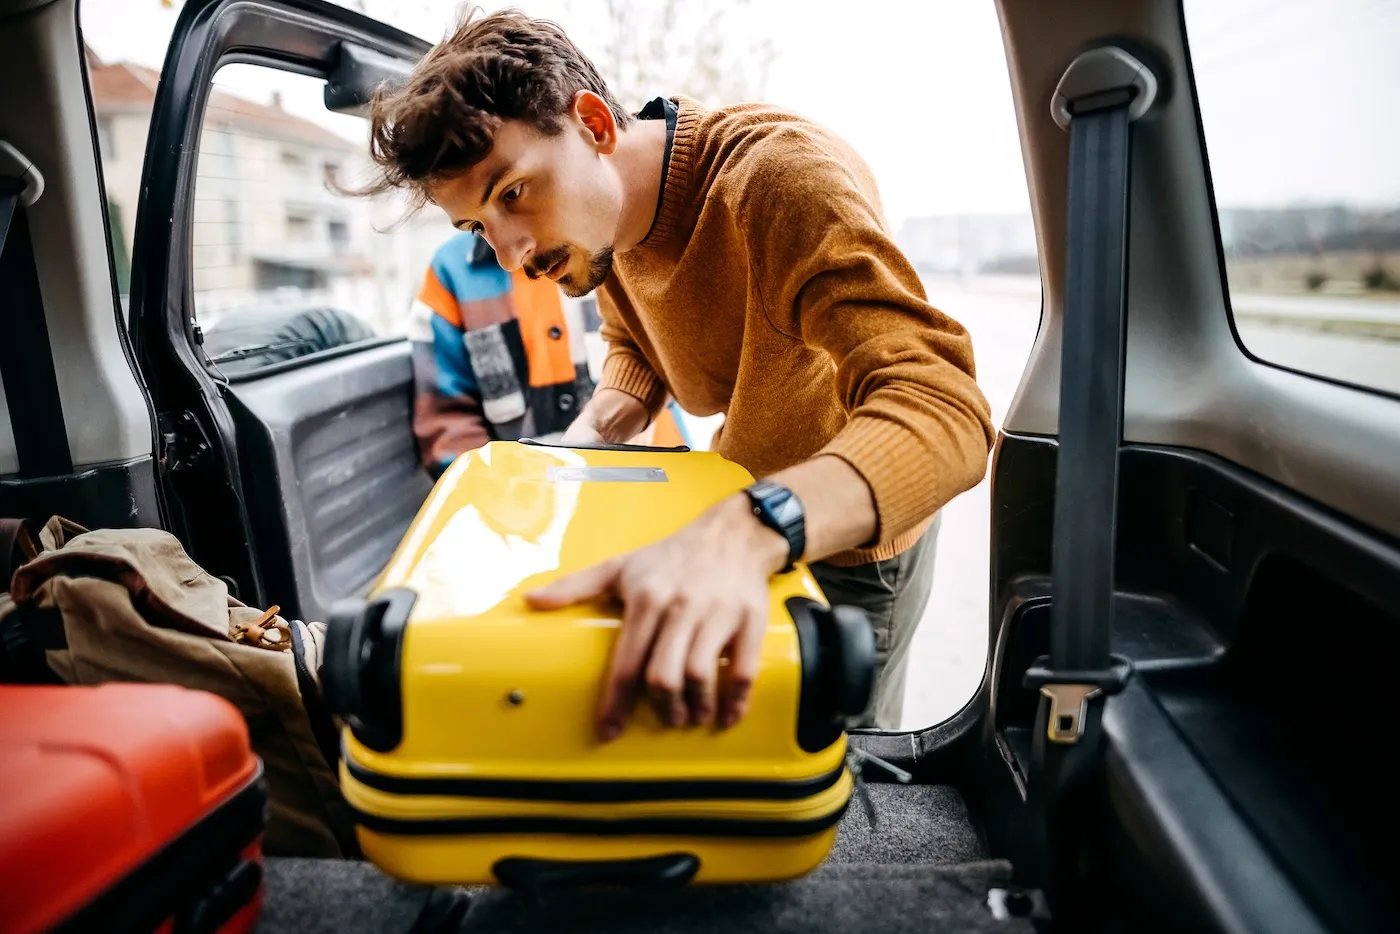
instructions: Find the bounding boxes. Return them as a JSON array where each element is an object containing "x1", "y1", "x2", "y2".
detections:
[{"x1": 1, "y1": 518, "x2": 23, "y2": 585}]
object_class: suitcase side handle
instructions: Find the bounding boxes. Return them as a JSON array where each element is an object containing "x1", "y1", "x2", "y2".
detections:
[{"x1": 491, "y1": 852, "x2": 700, "y2": 892}]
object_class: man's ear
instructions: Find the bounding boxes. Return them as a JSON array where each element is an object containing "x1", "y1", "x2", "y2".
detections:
[{"x1": 573, "y1": 90, "x2": 619, "y2": 155}]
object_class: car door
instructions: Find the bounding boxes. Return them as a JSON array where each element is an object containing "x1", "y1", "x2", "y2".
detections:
[
  {"x1": 128, "y1": 0, "x2": 439, "y2": 622},
  {"x1": 980, "y1": 1, "x2": 1397, "y2": 931}
]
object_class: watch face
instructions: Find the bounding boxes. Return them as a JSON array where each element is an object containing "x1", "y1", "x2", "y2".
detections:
[{"x1": 770, "y1": 494, "x2": 803, "y2": 529}]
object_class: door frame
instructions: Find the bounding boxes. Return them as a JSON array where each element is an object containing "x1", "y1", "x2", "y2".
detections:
[{"x1": 127, "y1": 0, "x2": 428, "y2": 602}]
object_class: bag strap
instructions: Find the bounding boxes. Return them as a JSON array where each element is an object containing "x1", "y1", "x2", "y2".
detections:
[
  {"x1": 1, "y1": 164, "x2": 73, "y2": 479},
  {"x1": 1022, "y1": 45, "x2": 1159, "y2": 917},
  {"x1": 1, "y1": 517, "x2": 23, "y2": 585}
]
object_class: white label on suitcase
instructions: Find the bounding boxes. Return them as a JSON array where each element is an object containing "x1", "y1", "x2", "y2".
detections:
[{"x1": 547, "y1": 466, "x2": 668, "y2": 482}]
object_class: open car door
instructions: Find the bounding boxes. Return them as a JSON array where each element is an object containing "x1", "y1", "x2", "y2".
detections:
[{"x1": 129, "y1": 0, "x2": 436, "y2": 621}]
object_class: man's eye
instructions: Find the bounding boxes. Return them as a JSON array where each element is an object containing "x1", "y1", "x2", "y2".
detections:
[
  {"x1": 502, "y1": 184, "x2": 523, "y2": 204},
  {"x1": 468, "y1": 222, "x2": 484, "y2": 235}
]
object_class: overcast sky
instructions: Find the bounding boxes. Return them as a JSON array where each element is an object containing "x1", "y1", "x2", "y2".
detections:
[{"x1": 79, "y1": 0, "x2": 1399, "y2": 226}]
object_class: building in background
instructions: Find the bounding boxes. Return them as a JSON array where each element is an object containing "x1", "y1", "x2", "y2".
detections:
[
  {"x1": 86, "y1": 47, "x2": 454, "y2": 337},
  {"x1": 896, "y1": 213, "x2": 1038, "y2": 279}
]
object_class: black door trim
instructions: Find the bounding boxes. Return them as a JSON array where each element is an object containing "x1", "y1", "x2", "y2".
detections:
[{"x1": 128, "y1": 0, "x2": 429, "y2": 601}]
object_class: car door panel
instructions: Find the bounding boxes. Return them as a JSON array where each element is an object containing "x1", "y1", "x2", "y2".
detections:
[
  {"x1": 130, "y1": 0, "x2": 432, "y2": 608},
  {"x1": 227, "y1": 341, "x2": 431, "y2": 623},
  {"x1": 987, "y1": 431, "x2": 1399, "y2": 933}
]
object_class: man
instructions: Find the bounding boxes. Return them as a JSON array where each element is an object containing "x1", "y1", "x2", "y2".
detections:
[
  {"x1": 360, "y1": 10, "x2": 994, "y2": 735},
  {"x1": 409, "y1": 229, "x2": 595, "y2": 476}
]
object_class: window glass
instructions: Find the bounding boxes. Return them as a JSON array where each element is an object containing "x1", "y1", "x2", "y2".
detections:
[
  {"x1": 187, "y1": 65, "x2": 456, "y2": 374},
  {"x1": 1185, "y1": 0, "x2": 1400, "y2": 395}
]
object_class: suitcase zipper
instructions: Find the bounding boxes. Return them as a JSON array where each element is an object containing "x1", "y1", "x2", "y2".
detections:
[
  {"x1": 340, "y1": 765, "x2": 855, "y2": 838},
  {"x1": 342, "y1": 742, "x2": 850, "y2": 803}
]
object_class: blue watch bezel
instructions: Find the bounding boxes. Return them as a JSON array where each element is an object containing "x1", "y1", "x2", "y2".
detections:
[{"x1": 744, "y1": 480, "x2": 806, "y2": 572}]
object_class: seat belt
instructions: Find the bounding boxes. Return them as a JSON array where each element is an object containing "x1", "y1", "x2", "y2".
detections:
[
  {"x1": 1022, "y1": 46, "x2": 1159, "y2": 919},
  {"x1": 1, "y1": 142, "x2": 73, "y2": 480}
]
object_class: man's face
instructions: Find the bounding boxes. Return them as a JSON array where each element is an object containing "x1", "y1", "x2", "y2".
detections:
[{"x1": 428, "y1": 118, "x2": 623, "y2": 297}]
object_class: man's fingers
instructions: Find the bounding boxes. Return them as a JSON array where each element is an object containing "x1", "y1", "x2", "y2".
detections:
[
  {"x1": 524, "y1": 558, "x2": 621, "y2": 610},
  {"x1": 718, "y1": 604, "x2": 768, "y2": 729},
  {"x1": 684, "y1": 610, "x2": 738, "y2": 727},
  {"x1": 596, "y1": 585, "x2": 665, "y2": 741},
  {"x1": 644, "y1": 597, "x2": 705, "y2": 728}
]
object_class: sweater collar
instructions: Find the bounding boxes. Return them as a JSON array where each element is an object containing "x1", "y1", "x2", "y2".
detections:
[{"x1": 638, "y1": 95, "x2": 702, "y2": 250}]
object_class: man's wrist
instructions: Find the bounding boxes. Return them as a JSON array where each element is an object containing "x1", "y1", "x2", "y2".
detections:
[{"x1": 709, "y1": 494, "x2": 791, "y2": 576}]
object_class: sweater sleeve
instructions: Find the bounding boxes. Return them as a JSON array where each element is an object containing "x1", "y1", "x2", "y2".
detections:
[
  {"x1": 595, "y1": 281, "x2": 669, "y2": 418},
  {"x1": 742, "y1": 140, "x2": 996, "y2": 545}
]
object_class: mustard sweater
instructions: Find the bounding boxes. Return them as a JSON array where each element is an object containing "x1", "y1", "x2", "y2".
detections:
[{"x1": 597, "y1": 97, "x2": 995, "y2": 565}]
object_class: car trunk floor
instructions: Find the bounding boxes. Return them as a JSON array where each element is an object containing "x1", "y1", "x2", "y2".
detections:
[{"x1": 258, "y1": 783, "x2": 1031, "y2": 933}]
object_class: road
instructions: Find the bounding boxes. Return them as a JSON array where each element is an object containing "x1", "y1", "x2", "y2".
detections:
[{"x1": 651, "y1": 275, "x2": 1399, "y2": 729}]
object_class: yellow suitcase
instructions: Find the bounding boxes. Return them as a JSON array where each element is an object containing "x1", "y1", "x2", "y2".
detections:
[{"x1": 322, "y1": 439, "x2": 875, "y2": 890}]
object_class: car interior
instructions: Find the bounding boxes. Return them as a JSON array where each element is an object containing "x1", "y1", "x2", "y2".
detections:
[{"x1": 1, "y1": 0, "x2": 1394, "y2": 931}]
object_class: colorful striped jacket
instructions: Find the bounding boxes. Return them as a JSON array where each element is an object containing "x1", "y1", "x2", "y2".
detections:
[{"x1": 409, "y1": 232, "x2": 594, "y2": 477}]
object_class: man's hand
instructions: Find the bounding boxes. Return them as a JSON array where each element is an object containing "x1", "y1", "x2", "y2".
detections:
[
  {"x1": 561, "y1": 387, "x2": 651, "y2": 445},
  {"x1": 525, "y1": 494, "x2": 789, "y2": 740}
]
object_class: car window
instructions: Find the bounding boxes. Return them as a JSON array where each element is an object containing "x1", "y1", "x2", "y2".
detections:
[
  {"x1": 187, "y1": 64, "x2": 456, "y2": 375},
  {"x1": 84, "y1": 47, "x2": 457, "y2": 374},
  {"x1": 1184, "y1": 0, "x2": 1400, "y2": 396}
]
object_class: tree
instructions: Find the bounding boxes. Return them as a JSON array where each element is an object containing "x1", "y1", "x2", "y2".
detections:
[{"x1": 567, "y1": 0, "x2": 777, "y2": 112}]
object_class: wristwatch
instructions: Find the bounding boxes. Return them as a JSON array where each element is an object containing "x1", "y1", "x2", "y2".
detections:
[{"x1": 744, "y1": 480, "x2": 806, "y2": 573}]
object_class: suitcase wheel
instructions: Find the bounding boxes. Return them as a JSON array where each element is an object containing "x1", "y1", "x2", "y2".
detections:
[
  {"x1": 322, "y1": 588, "x2": 416, "y2": 753},
  {"x1": 492, "y1": 852, "x2": 700, "y2": 892},
  {"x1": 789, "y1": 598, "x2": 876, "y2": 752},
  {"x1": 826, "y1": 604, "x2": 877, "y2": 719}
]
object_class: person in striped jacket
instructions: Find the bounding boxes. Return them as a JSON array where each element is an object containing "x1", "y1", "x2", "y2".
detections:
[
  {"x1": 409, "y1": 230, "x2": 596, "y2": 477},
  {"x1": 409, "y1": 231, "x2": 689, "y2": 477}
]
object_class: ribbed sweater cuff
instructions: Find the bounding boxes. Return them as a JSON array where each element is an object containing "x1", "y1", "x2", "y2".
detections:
[
  {"x1": 600, "y1": 352, "x2": 667, "y2": 415},
  {"x1": 818, "y1": 415, "x2": 940, "y2": 550}
]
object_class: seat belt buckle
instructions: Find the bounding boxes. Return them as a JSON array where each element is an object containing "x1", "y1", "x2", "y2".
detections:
[
  {"x1": 1037, "y1": 683, "x2": 1102, "y2": 744},
  {"x1": 1023, "y1": 654, "x2": 1133, "y2": 745}
]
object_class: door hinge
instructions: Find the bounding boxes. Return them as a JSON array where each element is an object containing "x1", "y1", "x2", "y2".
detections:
[{"x1": 158, "y1": 410, "x2": 212, "y2": 474}]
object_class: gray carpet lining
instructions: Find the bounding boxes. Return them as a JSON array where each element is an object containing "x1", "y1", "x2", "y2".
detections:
[
  {"x1": 257, "y1": 783, "x2": 1025, "y2": 934},
  {"x1": 827, "y1": 781, "x2": 988, "y2": 865}
]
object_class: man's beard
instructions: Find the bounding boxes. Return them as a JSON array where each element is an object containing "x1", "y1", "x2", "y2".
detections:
[{"x1": 525, "y1": 246, "x2": 615, "y2": 298}]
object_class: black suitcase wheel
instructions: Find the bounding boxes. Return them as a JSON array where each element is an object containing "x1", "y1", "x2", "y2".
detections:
[
  {"x1": 321, "y1": 589, "x2": 416, "y2": 753},
  {"x1": 322, "y1": 598, "x2": 369, "y2": 722},
  {"x1": 826, "y1": 604, "x2": 876, "y2": 720},
  {"x1": 790, "y1": 598, "x2": 877, "y2": 752}
]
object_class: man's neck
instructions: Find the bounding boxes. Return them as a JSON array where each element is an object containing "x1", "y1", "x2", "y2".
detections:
[{"x1": 610, "y1": 117, "x2": 670, "y2": 253}]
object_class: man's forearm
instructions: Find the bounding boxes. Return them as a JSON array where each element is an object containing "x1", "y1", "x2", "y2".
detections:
[{"x1": 702, "y1": 454, "x2": 878, "y2": 574}]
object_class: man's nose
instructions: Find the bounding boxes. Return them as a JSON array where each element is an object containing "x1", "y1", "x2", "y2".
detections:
[{"x1": 487, "y1": 223, "x2": 533, "y2": 272}]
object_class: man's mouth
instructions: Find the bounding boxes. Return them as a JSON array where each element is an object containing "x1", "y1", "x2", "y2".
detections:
[{"x1": 545, "y1": 256, "x2": 569, "y2": 281}]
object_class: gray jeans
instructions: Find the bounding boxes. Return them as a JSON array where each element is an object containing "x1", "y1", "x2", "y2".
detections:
[{"x1": 809, "y1": 512, "x2": 941, "y2": 731}]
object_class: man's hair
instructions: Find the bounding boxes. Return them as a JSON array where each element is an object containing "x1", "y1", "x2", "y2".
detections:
[{"x1": 353, "y1": 7, "x2": 631, "y2": 208}]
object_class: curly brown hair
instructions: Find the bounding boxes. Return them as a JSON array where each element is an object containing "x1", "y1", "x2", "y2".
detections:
[{"x1": 349, "y1": 6, "x2": 631, "y2": 209}]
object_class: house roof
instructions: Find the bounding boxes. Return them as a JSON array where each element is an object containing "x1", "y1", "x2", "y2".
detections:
[{"x1": 86, "y1": 47, "x2": 356, "y2": 152}]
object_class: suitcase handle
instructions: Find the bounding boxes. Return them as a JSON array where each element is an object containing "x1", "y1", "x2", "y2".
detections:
[
  {"x1": 492, "y1": 852, "x2": 700, "y2": 892},
  {"x1": 518, "y1": 438, "x2": 691, "y2": 453}
]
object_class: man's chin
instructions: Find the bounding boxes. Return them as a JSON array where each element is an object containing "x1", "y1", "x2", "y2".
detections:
[
  {"x1": 557, "y1": 246, "x2": 615, "y2": 297},
  {"x1": 557, "y1": 275, "x2": 598, "y2": 298}
]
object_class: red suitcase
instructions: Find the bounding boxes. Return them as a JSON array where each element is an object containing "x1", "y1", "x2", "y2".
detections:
[{"x1": 0, "y1": 683, "x2": 267, "y2": 934}]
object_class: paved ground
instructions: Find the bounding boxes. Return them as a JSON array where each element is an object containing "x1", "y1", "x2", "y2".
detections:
[{"x1": 624, "y1": 274, "x2": 1400, "y2": 729}]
